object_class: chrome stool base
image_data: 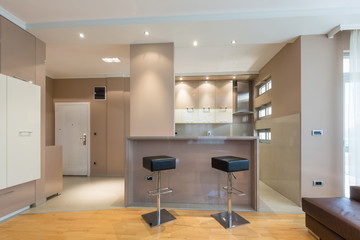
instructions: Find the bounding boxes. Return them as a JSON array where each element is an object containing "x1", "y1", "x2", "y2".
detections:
[
  {"x1": 211, "y1": 211, "x2": 249, "y2": 229},
  {"x1": 142, "y1": 209, "x2": 176, "y2": 228}
]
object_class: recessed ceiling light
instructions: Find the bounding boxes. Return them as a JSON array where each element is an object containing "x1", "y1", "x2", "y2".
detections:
[
  {"x1": 206, "y1": 76, "x2": 209, "y2": 80},
  {"x1": 179, "y1": 77, "x2": 183, "y2": 80},
  {"x1": 79, "y1": 33, "x2": 85, "y2": 38},
  {"x1": 144, "y1": 31, "x2": 150, "y2": 36},
  {"x1": 102, "y1": 57, "x2": 121, "y2": 63},
  {"x1": 231, "y1": 40, "x2": 236, "y2": 45},
  {"x1": 193, "y1": 41, "x2": 198, "y2": 47}
]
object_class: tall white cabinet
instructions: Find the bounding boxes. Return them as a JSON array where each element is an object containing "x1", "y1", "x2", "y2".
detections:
[
  {"x1": 0, "y1": 74, "x2": 41, "y2": 190},
  {"x1": 0, "y1": 75, "x2": 7, "y2": 189}
]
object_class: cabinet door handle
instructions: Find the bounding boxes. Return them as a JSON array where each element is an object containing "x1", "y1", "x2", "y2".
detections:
[
  {"x1": 19, "y1": 131, "x2": 32, "y2": 136},
  {"x1": 0, "y1": 190, "x2": 14, "y2": 196}
]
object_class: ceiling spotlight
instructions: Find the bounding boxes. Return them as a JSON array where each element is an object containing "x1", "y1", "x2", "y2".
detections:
[
  {"x1": 193, "y1": 40, "x2": 198, "y2": 47},
  {"x1": 79, "y1": 33, "x2": 85, "y2": 38},
  {"x1": 179, "y1": 77, "x2": 183, "y2": 80},
  {"x1": 231, "y1": 40, "x2": 236, "y2": 45},
  {"x1": 144, "y1": 31, "x2": 150, "y2": 36},
  {"x1": 102, "y1": 57, "x2": 121, "y2": 63}
]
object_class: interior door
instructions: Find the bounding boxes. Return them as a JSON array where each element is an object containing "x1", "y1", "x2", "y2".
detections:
[{"x1": 55, "y1": 102, "x2": 90, "y2": 176}]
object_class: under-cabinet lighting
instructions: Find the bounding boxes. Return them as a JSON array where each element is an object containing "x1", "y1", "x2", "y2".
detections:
[
  {"x1": 102, "y1": 58, "x2": 121, "y2": 63},
  {"x1": 79, "y1": 33, "x2": 85, "y2": 38},
  {"x1": 144, "y1": 31, "x2": 150, "y2": 36},
  {"x1": 232, "y1": 76, "x2": 236, "y2": 79},
  {"x1": 206, "y1": 76, "x2": 209, "y2": 80},
  {"x1": 179, "y1": 77, "x2": 183, "y2": 80}
]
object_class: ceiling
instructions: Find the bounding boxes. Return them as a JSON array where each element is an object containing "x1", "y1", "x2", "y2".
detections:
[{"x1": 0, "y1": 0, "x2": 359, "y2": 78}]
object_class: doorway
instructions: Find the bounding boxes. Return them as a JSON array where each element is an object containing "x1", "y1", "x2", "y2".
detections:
[{"x1": 55, "y1": 102, "x2": 90, "y2": 176}]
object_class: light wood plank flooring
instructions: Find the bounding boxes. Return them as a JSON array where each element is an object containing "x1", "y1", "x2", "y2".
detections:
[{"x1": 0, "y1": 209, "x2": 313, "y2": 240}]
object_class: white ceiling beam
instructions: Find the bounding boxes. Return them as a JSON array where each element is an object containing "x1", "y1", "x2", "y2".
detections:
[{"x1": 328, "y1": 24, "x2": 360, "y2": 39}]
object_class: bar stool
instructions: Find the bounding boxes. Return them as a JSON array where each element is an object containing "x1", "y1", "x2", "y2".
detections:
[
  {"x1": 142, "y1": 155, "x2": 176, "y2": 227},
  {"x1": 211, "y1": 156, "x2": 250, "y2": 229}
]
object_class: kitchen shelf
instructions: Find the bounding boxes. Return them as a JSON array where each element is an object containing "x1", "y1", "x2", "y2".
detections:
[{"x1": 233, "y1": 110, "x2": 254, "y2": 115}]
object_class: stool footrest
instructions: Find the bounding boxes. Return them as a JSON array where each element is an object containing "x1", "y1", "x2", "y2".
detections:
[
  {"x1": 148, "y1": 187, "x2": 173, "y2": 196},
  {"x1": 223, "y1": 186, "x2": 246, "y2": 196}
]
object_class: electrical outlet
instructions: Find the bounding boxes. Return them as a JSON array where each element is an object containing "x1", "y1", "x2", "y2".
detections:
[
  {"x1": 313, "y1": 180, "x2": 324, "y2": 186},
  {"x1": 145, "y1": 176, "x2": 153, "y2": 181}
]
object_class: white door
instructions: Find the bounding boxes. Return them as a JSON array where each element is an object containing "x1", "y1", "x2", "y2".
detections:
[{"x1": 55, "y1": 102, "x2": 90, "y2": 176}]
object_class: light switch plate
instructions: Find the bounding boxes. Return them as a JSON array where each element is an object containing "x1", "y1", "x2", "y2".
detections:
[{"x1": 311, "y1": 130, "x2": 323, "y2": 136}]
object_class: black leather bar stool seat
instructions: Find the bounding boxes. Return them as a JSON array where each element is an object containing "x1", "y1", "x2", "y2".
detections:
[
  {"x1": 141, "y1": 155, "x2": 176, "y2": 227},
  {"x1": 212, "y1": 156, "x2": 249, "y2": 172},
  {"x1": 211, "y1": 155, "x2": 250, "y2": 229},
  {"x1": 143, "y1": 155, "x2": 176, "y2": 172}
]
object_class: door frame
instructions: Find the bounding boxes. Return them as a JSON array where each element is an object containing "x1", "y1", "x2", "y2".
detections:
[{"x1": 55, "y1": 102, "x2": 91, "y2": 176}]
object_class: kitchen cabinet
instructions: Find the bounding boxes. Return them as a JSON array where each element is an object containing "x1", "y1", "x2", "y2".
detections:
[
  {"x1": 199, "y1": 81, "x2": 216, "y2": 109},
  {"x1": 215, "y1": 81, "x2": 232, "y2": 108},
  {"x1": 175, "y1": 80, "x2": 233, "y2": 123},
  {"x1": 215, "y1": 80, "x2": 233, "y2": 123},
  {"x1": 0, "y1": 75, "x2": 6, "y2": 189},
  {"x1": 0, "y1": 16, "x2": 36, "y2": 82},
  {"x1": 0, "y1": 74, "x2": 41, "y2": 190},
  {"x1": 175, "y1": 81, "x2": 199, "y2": 109}
]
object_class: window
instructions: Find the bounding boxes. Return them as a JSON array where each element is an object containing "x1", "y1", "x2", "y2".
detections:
[
  {"x1": 343, "y1": 53, "x2": 351, "y2": 197},
  {"x1": 257, "y1": 103, "x2": 272, "y2": 119},
  {"x1": 258, "y1": 78, "x2": 272, "y2": 96},
  {"x1": 258, "y1": 129, "x2": 271, "y2": 143}
]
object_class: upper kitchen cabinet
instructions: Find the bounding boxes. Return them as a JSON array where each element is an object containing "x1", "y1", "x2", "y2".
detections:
[
  {"x1": 215, "y1": 80, "x2": 233, "y2": 109},
  {"x1": 0, "y1": 16, "x2": 36, "y2": 82},
  {"x1": 175, "y1": 81, "x2": 199, "y2": 109},
  {"x1": 199, "y1": 80, "x2": 216, "y2": 109}
]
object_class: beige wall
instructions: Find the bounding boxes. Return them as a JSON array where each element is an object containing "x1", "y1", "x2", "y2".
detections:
[
  {"x1": 253, "y1": 38, "x2": 301, "y2": 204},
  {"x1": 0, "y1": 16, "x2": 46, "y2": 216},
  {"x1": 35, "y1": 38, "x2": 47, "y2": 205},
  {"x1": 46, "y1": 77, "x2": 55, "y2": 146},
  {"x1": 256, "y1": 114, "x2": 300, "y2": 205},
  {"x1": 300, "y1": 32, "x2": 349, "y2": 198},
  {"x1": 52, "y1": 77, "x2": 130, "y2": 176},
  {"x1": 254, "y1": 38, "x2": 301, "y2": 117},
  {"x1": 130, "y1": 43, "x2": 175, "y2": 136}
]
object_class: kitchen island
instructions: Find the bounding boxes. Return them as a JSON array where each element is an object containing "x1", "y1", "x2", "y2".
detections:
[{"x1": 125, "y1": 136, "x2": 258, "y2": 211}]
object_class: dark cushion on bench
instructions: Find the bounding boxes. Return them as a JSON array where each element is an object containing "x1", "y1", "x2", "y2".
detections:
[{"x1": 302, "y1": 197, "x2": 360, "y2": 240}]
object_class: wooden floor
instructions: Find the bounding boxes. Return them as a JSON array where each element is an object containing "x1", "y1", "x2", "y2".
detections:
[{"x1": 0, "y1": 209, "x2": 314, "y2": 240}]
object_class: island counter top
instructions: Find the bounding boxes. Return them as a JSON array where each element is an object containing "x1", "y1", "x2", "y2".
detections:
[{"x1": 125, "y1": 136, "x2": 259, "y2": 211}]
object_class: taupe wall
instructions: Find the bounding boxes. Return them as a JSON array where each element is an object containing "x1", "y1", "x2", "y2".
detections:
[
  {"x1": 256, "y1": 114, "x2": 300, "y2": 205},
  {"x1": 254, "y1": 38, "x2": 301, "y2": 117},
  {"x1": 300, "y1": 32, "x2": 349, "y2": 198},
  {"x1": 0, "y1": 16, "x2": 46, "y2": 216},
  {"x1": 253, "y1": 38, "x2": 301, "y2": 204},
  {"x1": 51, "y1": 77, "x2": 130, "y2": 176},
  {"x1": 130, "y1": 43, "x2": 175, "y2": 136},
  {"x1": 46, "y1": 77, "x2": 55, "y2": 146}
]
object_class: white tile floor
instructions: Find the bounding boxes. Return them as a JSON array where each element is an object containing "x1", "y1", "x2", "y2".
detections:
[{"x1": 23, "y1": 176, "x2": 303, "y2": 214}]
